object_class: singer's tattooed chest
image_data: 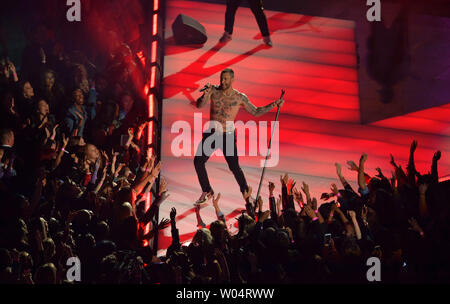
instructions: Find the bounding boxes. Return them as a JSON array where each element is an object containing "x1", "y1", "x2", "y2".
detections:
[{"x1": 210, "y1": 93, "x2": 240, "y2": 124}]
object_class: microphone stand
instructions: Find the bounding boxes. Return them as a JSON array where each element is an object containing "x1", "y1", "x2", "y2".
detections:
[{"x1": 254, "y1": 89, "x2": 285, "y2": 212}]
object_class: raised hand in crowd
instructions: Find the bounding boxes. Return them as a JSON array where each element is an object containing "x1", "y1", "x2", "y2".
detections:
[{"x1": 280, "y1": 173, "x2": 289, "y2": 186}]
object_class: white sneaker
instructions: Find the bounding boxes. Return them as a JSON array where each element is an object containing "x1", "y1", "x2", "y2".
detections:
[
  {"x1": 263, "y1": 35, "x2": 273, "y2": 47},
  {"x1": 219, "y1": 32, "x2": 232, "y2": 43},
  {"x1": 194, "y1": 190, "x2": 214, "y2": 205}
]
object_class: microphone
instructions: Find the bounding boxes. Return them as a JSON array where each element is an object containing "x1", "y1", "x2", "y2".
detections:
[{"x1": 199, "y1": 84, "x2": 218, "y2": 92}]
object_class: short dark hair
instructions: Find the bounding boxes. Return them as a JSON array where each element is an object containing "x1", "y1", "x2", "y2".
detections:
[
  {"x1": 0, "y1": 128, "x2": 13, "y2": 144},
  {"x1": 41, "y1": 69, "x2": 56, "y2": 85},
  {"x1": 220, "y1": 68, "x2": 234, "y2": 78},
  {"x1": 18, "y1": 80, "x2": 32, "y2": 92}
]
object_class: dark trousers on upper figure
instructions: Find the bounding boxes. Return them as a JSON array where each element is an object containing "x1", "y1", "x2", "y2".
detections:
[
  {"x1": 194, "y1": 130, "x2": 249, "y2": 195},
  {"x1": 225, "y1": 0, "x2": 270, "y2": 37}
]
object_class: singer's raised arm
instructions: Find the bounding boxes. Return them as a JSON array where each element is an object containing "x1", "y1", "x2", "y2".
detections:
[{"x1": 196, "y1": 84, "x2": 215, "y2": 108}]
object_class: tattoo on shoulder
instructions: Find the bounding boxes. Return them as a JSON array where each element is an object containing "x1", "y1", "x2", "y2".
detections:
[{"x1": 240, "y1": 93, "x2": 249, "y2": 105}]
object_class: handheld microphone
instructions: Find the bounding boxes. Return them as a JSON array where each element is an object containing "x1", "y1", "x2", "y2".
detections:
[{"x1": 199, "y1": 84, "x2": 218, "y2": 92}]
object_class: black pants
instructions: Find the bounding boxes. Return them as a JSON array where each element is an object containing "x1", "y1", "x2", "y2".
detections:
[
  {"x1": 225, "y1": 0, "x2": 270, "y2": 37},
  {"x1": 194, "y1": 130, "x2": 249, "y2": 194}
]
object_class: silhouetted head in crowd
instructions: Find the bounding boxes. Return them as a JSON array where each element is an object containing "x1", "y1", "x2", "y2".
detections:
[
  {"x1": 94, "y1": 221, "x2": 110, "y2": 242},
  {"x1": 34, "y1": 263, "x2": 57, "y2": 284},
  {"x1": 192, "y1": 228, "x2": 213, "y2": 250},
  {"x1": 84, "y1": 143, "x2": 100, "y2": 163},
  {"x1": 72, "y1": 209, "x2": 92, "y2": 235},
  {"x1": 19, "y1": 251, "x2": 33, "y2": 271},
  {"x1": 20, "y1": 81, "x2": 35, "y2": 99},
  {"x1": 43, "y1": 238, "x2": 56, "y2": 262},
  {"x1": 72, "y1": 89, "x2": 84, "y2": 106},
  {"x1": 72, "y1": 64, "x2": 89, "y2": 94},
  {"x1": 115, "y1": 202, "x2": 133, "y2": 224},
  {"x1": 0, "y1": 128, "x2": 14, "y2": 147},
  {"x1": 37, "y1": 99, "x2": 50, "y2": 116},
  {"x1": 210, "y1": 220, "x2": 229, "y2": 245},
  {"x1": 119, "y1": 92, "x2": 134, "y2": 117},
  {"x1": 76, "y1": 233, "x2": 96, "y2": 259},
  {"x1": 41, "y1": 69, "x2": 56, "y2": 90},
  {"x1": 237, "y1": 213, "x2": 255, "y2": 237}
]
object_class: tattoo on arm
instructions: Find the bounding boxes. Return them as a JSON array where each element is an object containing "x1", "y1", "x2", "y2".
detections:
[
  {"x1": 197, "y1": 88, "x2": 215, "y2": 108},
  {"x1": 196, "y1": 94, "x2": 208, "y2": 108},
  {"x1": 241, "y1": 93, "x2": 274, "y2": 117},
  {"x1": 196, "y1": 96, "x2": 204, "y2": 108}
]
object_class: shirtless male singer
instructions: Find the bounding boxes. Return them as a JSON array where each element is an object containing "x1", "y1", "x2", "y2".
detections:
[{"x1": 194, "y1": 68, "x2": 284, "y2": 204}]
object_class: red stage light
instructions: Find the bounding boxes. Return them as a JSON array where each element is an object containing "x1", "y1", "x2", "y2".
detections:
[
  {"x1": 148, "y1": 121, "x2": 154, "y2": 145},
  {"x1": 151, "y1": 41, "x2": 157, "y2": 63},
  {"x1": 150, "y1": 66, "x2": 156, "y2": 88},
  {"x1": 144, "y1": 195, "x2": 151, "y2": 235},
  {"x1": 140, "y1": 2, "x2": 160, "y2": 248},
  {"x1": 153, "y1": 14, "x2": 158, "y2": 36},
  {"x1": 147, "y1": 147, "x2": 154, "y2": 159},
  {"x1": 142, "y1": 147, "x2": 154, "y2": 247},
  {"x1": 142, "y1": 0, "x2": 159, "y2": 247},
  {"x1": 148, "y1": 94, "x2": 155, "y2": 118}
]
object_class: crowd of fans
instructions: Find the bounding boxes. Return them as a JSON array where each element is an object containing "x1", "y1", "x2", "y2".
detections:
[
  {"x1": 1, "y1": 24, "x2": 450, "y2": 284},
  {"x1": 0, "y1": 23, "x2": 160, "y2": 284},
  {"x1": 177, "y1": 146, "x2": 449, "y2": 284}
]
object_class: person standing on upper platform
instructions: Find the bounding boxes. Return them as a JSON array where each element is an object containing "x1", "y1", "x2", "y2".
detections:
[{"x1": 219, "y1": 0, "x2": 273, "y2": 46}]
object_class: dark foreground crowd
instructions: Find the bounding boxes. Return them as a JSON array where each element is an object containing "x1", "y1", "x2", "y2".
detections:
[{"x1": 1, "y1": 24, "x2": 450, "y2": 284}]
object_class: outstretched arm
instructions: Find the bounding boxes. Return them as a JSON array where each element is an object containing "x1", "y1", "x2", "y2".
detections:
[
  {"x1": 347, "y1": 160, "x2": 371, "y2": 184},
  {"x1": 212, "y1": 193, "x2": 226, "y2": 223},
  {"x1": 140, "y1": 192, "x2": 170, "y2": 225},
  {"x1": 335, "y1": 163, "x2": 350, "y2": 189},
  {"x1": 431, "y1": 151, "x2": 441, "y2": 184},
  {"x1": 169, "y1": 207, "x2": 181, "y2": 250},
  {"x1": 133, "y1": 160, "x2": 161, "y2": 197},
  {"x1": 53, "y1": 133, "x2": 69, "y2": 170},
  {"x1": 194, "y1": 204, "x2": 206, "y2": 228},
  {"x1": 407, "y1": 140, "x2": 418, "y2": 185},
  {"x1": 240, "y1": 93, "x2": 284, "y2": 117},
  {"x1": 243, "y1": 187, "x2": 256, "y2": 219},
  {"x1": 348, "y1": 210, "x2": 362, "y2": 240},
  {"x1": 358, "y1": 153, "x2": 368, "y2": 192},
  {"x1": 268, "y1": 182, "x2": 279, "y2": 222}
]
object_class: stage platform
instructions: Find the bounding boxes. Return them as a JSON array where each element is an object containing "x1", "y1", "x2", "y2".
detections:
[{"x1": 157, "y1": 0, "x2": 450, "y2": 254}]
